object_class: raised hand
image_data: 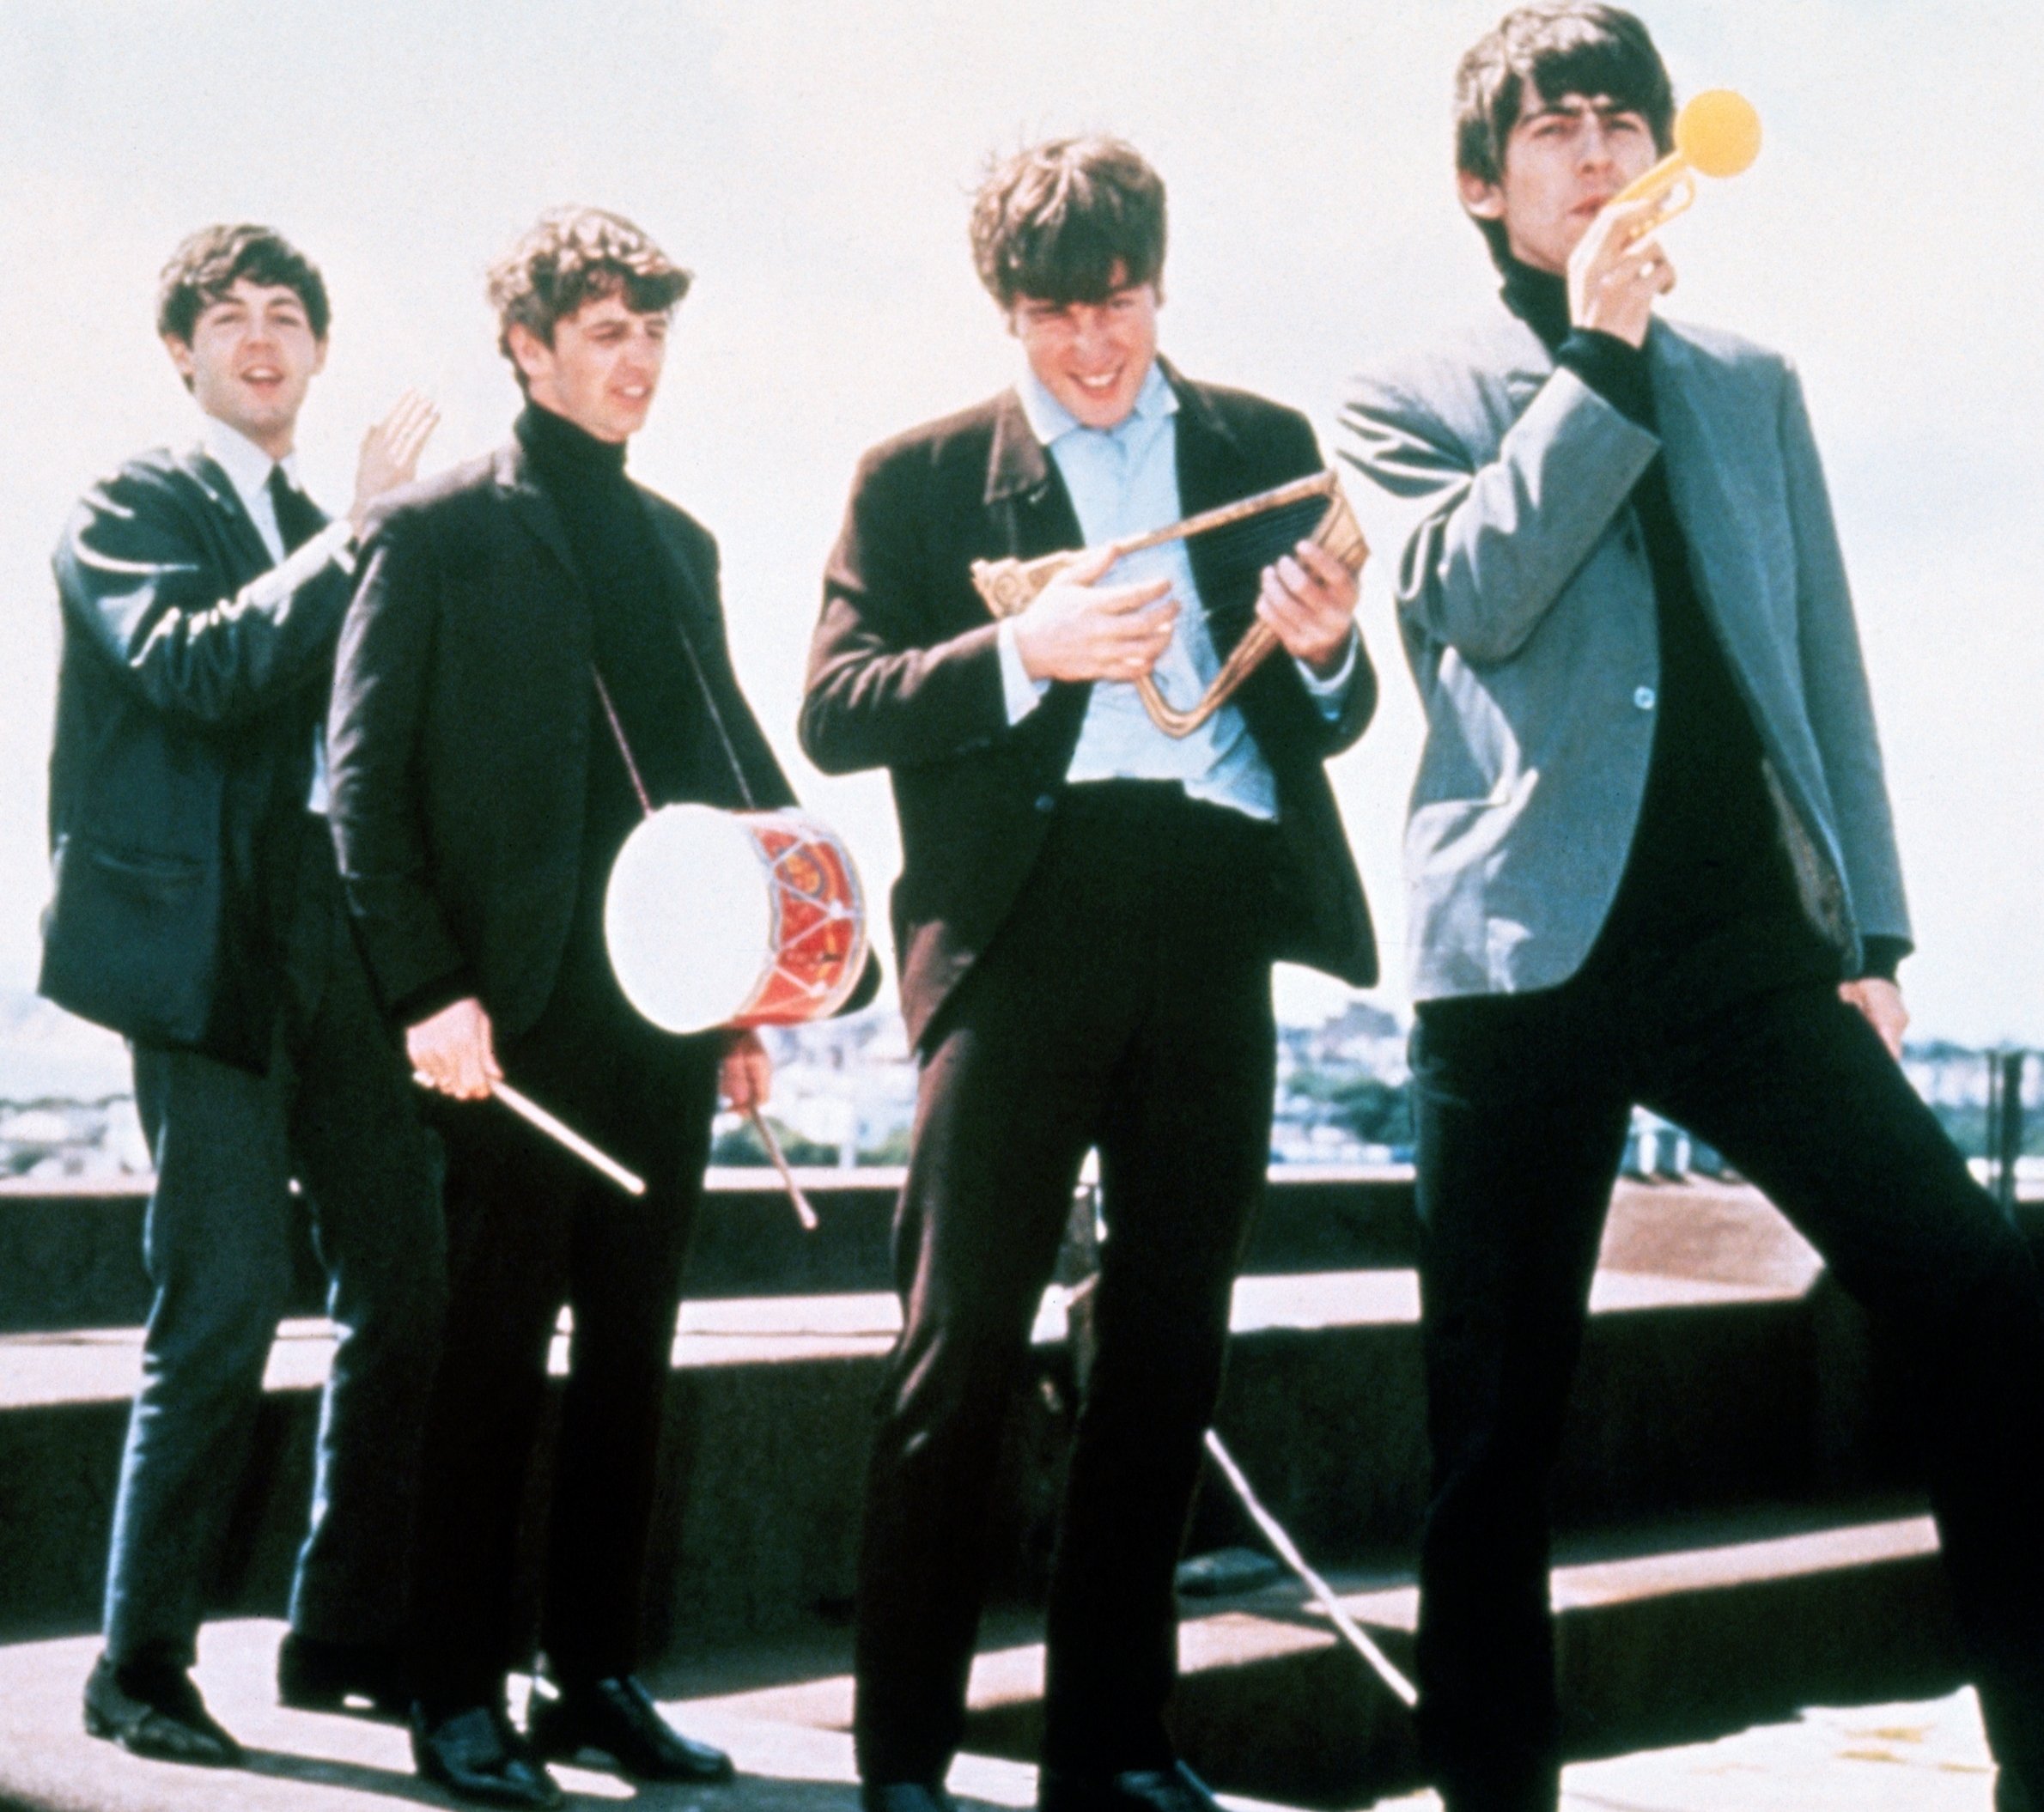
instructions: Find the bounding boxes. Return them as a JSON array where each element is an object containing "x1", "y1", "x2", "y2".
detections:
[
  {"x1": 350, "y1": 389, "x2": 441, "y2": 530},
  {"x1": 1012, "y1": 545, "x2": 1177, "y2": 684},
  {"x1": 1566, "y1": 197, "x2": 1676, "y2": 348}
]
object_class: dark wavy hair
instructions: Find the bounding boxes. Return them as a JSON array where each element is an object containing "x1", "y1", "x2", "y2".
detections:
[
  {"x1": 970, "y1": 137, "x2": 1167, "y2": 310},
  {"x1": 487, "y1": 206, "x2": 692, "y2": 382},
  {"x1": 1455, "y1": 5, "x2": 1675, "y2": 252},
  {"x1": 156, "y1": 224, "x2": 331, "y2": 346}
]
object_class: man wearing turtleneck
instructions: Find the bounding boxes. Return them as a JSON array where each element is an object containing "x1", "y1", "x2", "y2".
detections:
[
  {"x1": 1342, "y1": 9, "x2": 2044, "y2": 1812},
  {"x1": 1500, "y1": 249, "x2": 1886, "y2": 1006},
  {"x1": 331, "y1": 208, "x2": 809, "y2": 1809},
  {"x1": 514, "y1": 399, "x2": 734, "y2": 1009}
]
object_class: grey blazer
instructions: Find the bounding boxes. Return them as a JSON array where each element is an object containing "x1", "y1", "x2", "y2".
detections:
[{"x1": 1341, "y1": 301, "x2": 1908, "y2": 1002}]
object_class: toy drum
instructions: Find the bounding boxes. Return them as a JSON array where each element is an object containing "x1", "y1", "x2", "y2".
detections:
[{"x1": 604, "y1": 804, "x2": 870, "y2": 1035}]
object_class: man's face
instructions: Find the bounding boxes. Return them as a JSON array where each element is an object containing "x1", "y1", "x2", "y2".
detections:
[
  {"x1": 1460, "y1": 91, "x2": 1661, "y2": 275},
  {"x1": 511, "y1": 293, "x2": 668, "y2": 443},
  {"x1": 162, "y1": 277, "x2": 326, "y2": 459},
  {"x1": 1009, "y1": 265, "x2": 1160, "y2": 430}
]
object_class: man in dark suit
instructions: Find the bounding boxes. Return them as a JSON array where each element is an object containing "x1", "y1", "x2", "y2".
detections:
[
  {"x1": 1341, "y1": 9, "x2": 2044, "y2": 1809},
  {"x1": 801, "y1": 138, "x2": 1377, "y2": 1812},
  {"x1": 43, "y1": 223, "x2": 443, "y2": 1765},
  {"x1": 329, "y1": 207, "x2": 818, "y2": 1809}
]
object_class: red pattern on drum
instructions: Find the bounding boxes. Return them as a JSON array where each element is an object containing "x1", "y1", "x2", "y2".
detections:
[{"x1": 734, "y1": 822, "x2": 865, "y2": 1026}]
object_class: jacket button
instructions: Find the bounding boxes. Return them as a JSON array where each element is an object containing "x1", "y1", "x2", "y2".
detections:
[
  {"x1": 1633, "y1": 685, "x2": 1657, "y2": 711},
  {"x1": 1034, "y1": 794, "x2": 1057, "y2": 813}
]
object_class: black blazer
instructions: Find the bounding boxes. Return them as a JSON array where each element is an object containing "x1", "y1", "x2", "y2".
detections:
[
  {"x1": 328, "y1": 439, "x2": 825, "y2": 1038},
  {"x1": 40, "y1": 445, "x2": 349, "y2": 1071},
  {"x1": 801, "y1": 367, "x2": 1378, "y2": 1049}
]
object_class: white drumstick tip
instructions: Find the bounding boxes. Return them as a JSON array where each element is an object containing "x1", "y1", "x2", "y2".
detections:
[
  {"x1": 747, "y1": 1106, "x2": 819, "y2": 1231},
  {"x1": 489, "y1": 1079, "x2": 648, "y2": 1196}
]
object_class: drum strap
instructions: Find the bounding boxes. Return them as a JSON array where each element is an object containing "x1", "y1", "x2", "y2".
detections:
[
  {"x1": 592, "y1": 668, "x2": 657, "y2": 818},
  {"x1": 593, "y1": 635, "x2": 758, "y2": 818}
]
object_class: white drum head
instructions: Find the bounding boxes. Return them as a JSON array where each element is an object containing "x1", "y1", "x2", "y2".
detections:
[{"x1": 605, "y1": 805, "x2": 773, "y2": 1033}]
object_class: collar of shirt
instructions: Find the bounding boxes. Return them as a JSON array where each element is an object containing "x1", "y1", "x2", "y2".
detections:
[
  {"x1": 1015, "y1": 356, "x2": 1176, "y2": 453},
  {"x1": 198, "y1": 415, "x2": 301, "y2": 562}
]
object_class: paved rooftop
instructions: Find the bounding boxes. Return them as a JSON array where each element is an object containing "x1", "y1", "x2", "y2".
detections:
[{"x1": 0, "y1": 1620, "x2": 2002, "y2": 1812}]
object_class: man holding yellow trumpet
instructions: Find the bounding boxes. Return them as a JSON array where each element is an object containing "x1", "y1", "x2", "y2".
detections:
[{"x1": 1342, "y1": 7, "x2": 2044, "y2": 1809}]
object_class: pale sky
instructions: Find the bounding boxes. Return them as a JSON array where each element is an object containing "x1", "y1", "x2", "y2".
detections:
[{"x1": 3, "y1": 0, "x2": 2039, "y2": 1043}]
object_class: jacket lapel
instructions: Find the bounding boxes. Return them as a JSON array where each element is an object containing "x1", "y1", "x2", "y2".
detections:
[
  {"x1": 1646, "y1": 327, "x2": 1773, "y2": 666},
  {"x1": 640, "y1": 500, "x2": 721, "y2": 643},
  {"x1": 983, "y1": 387, "x2": 1084, "y2": 557},
  {"x1": 982, "y1": 387, "x2": 1092, "y2": 750},
  {"x1": 182, "y1": 448, "x2": 276, "y2": 581},
  {"x1": 1168, "y1": 364, "x2": 1273, "y2": 661},
  {"x1": 493, "y1": 441, "x2": 583, "y2": 585},
  {"x1": 1165, "y1": 361, "x2": 1246, "y2": 517}
]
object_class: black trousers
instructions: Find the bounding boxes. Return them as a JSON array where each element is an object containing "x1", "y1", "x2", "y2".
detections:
[
  {"x1": 1410, "y1": 947, "x2": 2044, "y2": 1812},
  {"x1": 110, "y1": 818, "x2": 443, "y2": 1664},
  {"x1": 408, "y1": 952, "x2": 721, "y2": 1712},
  {"x1": 854, "y1": 782, "x2": 1281, "y2": 1785}
]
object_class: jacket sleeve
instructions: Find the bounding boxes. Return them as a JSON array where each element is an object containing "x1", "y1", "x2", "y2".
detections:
[
  {"x1": 1776, "y1": 362, "x2": 1911, "y2": 947},
  {"x1": 1340, "y1": 363, "x2": 1660, "y2": 666},
  {"x1": 325, "y1": 508, "x2": 471, "y2": 1019},
  {"x1": 798, "y1": 443, "x2": 1009, "y2": 775},
  {"x1": 52, "y1": 462, "x2": 353, "y2": 725},
  {"x1": 1318, "y1": 633, "x2": 1379, "y2": 757}
]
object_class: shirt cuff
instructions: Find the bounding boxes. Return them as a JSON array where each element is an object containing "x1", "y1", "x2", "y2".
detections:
[
  {"x1": 996, "y1": 617, "x2": 1049, "y2": 724},
  {"x1": 1294, "y1": 628, "x2": 1359, "y2": 719}
]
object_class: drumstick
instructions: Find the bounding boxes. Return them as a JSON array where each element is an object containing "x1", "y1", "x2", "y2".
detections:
[
  {"x1": 1203, "y1": 1429, "x2": 1418, "y2": 1706},
  {"x1": 491, "y1": 1079, "x2": 648, "y2": 1197},
  {"x1": 746, "y1": 1106, "x2": 819, "y2": 1231}
]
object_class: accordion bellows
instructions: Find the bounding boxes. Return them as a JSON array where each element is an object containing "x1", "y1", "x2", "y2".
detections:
[{"x1": 970, "y1": 470, "x2": 1368, "y2": 737}]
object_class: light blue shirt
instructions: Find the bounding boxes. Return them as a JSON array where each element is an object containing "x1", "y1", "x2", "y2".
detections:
[
  {"x1": 198, "y1": 417, "x2": 356, "y2": 814},
  {"x1": 995, "y1": 360, "x2": 1354, "y2": 820}
]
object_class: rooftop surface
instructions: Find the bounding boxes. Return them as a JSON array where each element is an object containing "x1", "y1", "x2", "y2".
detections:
[{"x1": 0, "y1": 1620, "x2": 2003, "y2": 1812}]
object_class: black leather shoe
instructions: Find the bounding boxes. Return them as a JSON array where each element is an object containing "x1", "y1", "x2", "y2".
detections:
[
  {"x1": 1038, "y1": 1760, "x2": 1223, "y2": 1812},
  {"x1": 277, "y1": 1630, "x2": 408, "y2": 1718},
  {"x1": 861, "y1": 1783, "x2": 958, "y2": 1812},
  {"x1": 529, "y1": 1675, "x2": 735, "y2": 1783},
  {"x1": 411, "y1": 1702, "x2": 564, "y2": 1809},
  {"x1": 82, "y1": 1653, "x2": 243, "y2": 1767}
]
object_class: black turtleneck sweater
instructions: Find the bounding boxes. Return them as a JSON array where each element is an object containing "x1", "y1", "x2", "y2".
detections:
[
  {"x1": 514, "y1": 402, "x2": 731, "y2": 1014},
  {"x1": 1497, "y1": 258, "x2": 1901, "y2": 996}
]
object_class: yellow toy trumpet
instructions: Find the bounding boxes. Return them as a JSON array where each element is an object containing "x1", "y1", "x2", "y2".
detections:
[{"x1": 1614, "y1": 88, "x2": 1761, "y2": 239}]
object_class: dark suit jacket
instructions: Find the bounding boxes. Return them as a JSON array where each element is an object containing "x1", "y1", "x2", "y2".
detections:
[
  {"x1": 800, "y1": 366, "x2": 1378, "y2": 1049},
  {"x1": 41, "y1": 445, "x2": 349, "y2": 1071},
  {"x1": 328, "y1": 438, "x2": 823, "y2": 1039}
]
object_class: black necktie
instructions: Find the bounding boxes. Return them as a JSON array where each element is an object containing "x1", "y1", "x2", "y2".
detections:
[{"x1": 266, "y1": 465, "x2": 325, "y2": 556}]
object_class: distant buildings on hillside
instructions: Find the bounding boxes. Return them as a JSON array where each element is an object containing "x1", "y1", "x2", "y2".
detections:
[{"x1": 2, "y1": 988, "x2": 2035, "y2": 1188}]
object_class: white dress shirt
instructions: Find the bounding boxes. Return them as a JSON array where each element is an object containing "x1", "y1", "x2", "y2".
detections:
[{"x1": 995, "y1": 361, "x2": 1354, "y2": 821}]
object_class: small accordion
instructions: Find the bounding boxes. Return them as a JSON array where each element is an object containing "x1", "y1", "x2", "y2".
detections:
[{"x1": 969, "y1": 469, "x2": 1367, "y2": 737}]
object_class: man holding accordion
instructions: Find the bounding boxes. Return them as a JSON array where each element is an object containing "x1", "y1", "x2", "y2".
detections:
[{"x1": 801, "y1": 135, "x2": 1378, "y2": 1812}]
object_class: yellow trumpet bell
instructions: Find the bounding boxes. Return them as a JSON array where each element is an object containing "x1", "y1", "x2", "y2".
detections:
[
  {"x1": 1613, "y1": 88, "x2": 1761, "y2": 237},
  {"x1": 1676, "y1": 88, "x2": 1762, "y2": 179}
]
